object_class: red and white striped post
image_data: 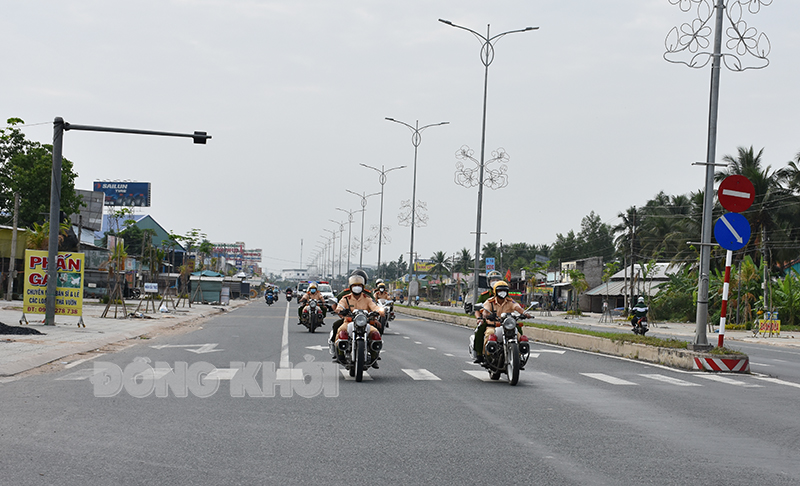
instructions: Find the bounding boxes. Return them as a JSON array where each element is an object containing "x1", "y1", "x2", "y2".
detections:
[{"x1": 718, "y1": 250, "x2": 733, "y2": 347}]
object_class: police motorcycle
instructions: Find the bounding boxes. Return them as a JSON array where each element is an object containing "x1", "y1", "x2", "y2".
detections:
[
  {"x1": 330, "y1": 309, "x2": 383, "y2": 382},
  {"x1": 377, "y1": 298, "x2": 395, "y2": 332},
  {"x1": 300, "y1": 299, "x2": 324, "y2": 332},
  {"x1": 468, "y1": 303, "x2": 533, "y2": 386},
  {"x1": 265, "y1": 289, "x2": 275, "y2": 306}
]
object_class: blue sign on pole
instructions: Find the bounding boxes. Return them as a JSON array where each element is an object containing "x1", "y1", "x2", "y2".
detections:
[
  {"x1": 714, "y1": 213, "x2": 751, "y2": 251},
  {"x1": 485, "y1": 257, "x2": 495, "y2": 272}
]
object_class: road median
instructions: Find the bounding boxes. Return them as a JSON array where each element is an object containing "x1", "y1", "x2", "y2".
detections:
[{"x1": 396, "y1": 305, "x2": 749, "y2": 372}]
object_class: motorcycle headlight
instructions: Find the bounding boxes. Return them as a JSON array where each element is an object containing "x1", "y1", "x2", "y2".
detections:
[
  {"x1": 354, "y1": 313, "x2": 368, "y2": 329},
  {"x1": 502, "y1": 317, "x2": 516, "y2": 331},
  {"x1": 310, "y1": 300, "x2": 316, "y2": 308}
]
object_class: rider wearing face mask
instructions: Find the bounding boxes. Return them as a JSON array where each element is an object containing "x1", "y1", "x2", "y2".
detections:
[
  {"x1": 373, "y1": 279, "x2": 390, "y2": 301},
  {"x1": 298, "y1": 282, "x2": 327, "y2": 322},
  {"x1": 334, "y1": 274, "x2": 385, "y2": 367},
  {"x1": 481, "y1": 281, "x2": 529, "y2": 358},
  {"x1": 472, "y1": 270, "x2": 502, "y2": 363}
]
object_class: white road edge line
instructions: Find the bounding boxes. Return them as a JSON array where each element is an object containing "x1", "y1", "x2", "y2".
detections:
[{"x1": 64, "y1": 353, "x2": 106, "y2": 369}]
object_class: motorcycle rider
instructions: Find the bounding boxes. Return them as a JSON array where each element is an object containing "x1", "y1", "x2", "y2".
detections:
[
  {"x1": 333, "y1": 274, "x2": 385, "y2": 368},
  {"x1": 265, "y1": 286, "x2": 275, "y2": 302},
  {"x1": 472, "y1": 270, "x2": 503, "y2": 363},
  {"x1": 630, "y1": 296, "x2": 648, "y2": 331},
  {"x1": 373, "y1": 280, "x2": 390, "y2": 301},
  {"x1": 298, "y1": 282, "x2": 327, "y2": 323},
  {"x1": 481, "y1": 280, "x2": 530, "y2": 359}
]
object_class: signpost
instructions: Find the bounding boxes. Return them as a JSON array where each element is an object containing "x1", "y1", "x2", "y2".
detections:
[
  {"x1": 485, "y1": 257, "x2": 495, "y2": 272},
  {"x1": 714, "y1": 175, "x2": 755, "y2": 347}
]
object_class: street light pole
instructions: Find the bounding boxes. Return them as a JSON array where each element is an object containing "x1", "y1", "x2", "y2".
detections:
[
  {"x1": 360, "y1": 163, "x2": 406, "y2": 278},
  {"x1": 45, "y1": 118, "x2": 210, "y2": 326},
  {"x1": 345, "y1": 189, "x2": 380, "y2": 269},
  {"x1": 335, "y1": 207, "x2": 363, "y2": 276},
  {"x1": 385, "y1": 118, "x2": 448, "y2": 284},
  {"x1": 323, "y1": 229, "x2": 336, "y2": 282},
  {"x1": 439, "y1": 19, "x2": 537, "y2": 307},
  {"x1": 329, "y1": 219, "x2": 345, "y2": 283}
]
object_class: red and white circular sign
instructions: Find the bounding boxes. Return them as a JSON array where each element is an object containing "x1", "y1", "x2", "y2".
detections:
[{"x1": 718, "y1": 175, "x2": 755, "y2": 213}]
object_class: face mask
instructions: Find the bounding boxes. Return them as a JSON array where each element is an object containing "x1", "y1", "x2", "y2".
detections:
[
  {"x1": 352, "y1": 286, "x2": 363, "y2": 295},
  {"x1": 310, "y1": 289, "x2": 316, "y2": 294},
  {"x1": 497, "y1": 291, "x2": 508, "y2": 299}
]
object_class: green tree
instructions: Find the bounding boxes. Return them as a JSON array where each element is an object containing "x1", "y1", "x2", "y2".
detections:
[
  {"x1": 567, "y1": 268, "x2": 588, "y2": 315},
  {"x1": 428, "y1": 251, "x2": 451, "y2": 301},
  {"x1": 0, "y1": 118, "x2": 83, "y2": 227}
]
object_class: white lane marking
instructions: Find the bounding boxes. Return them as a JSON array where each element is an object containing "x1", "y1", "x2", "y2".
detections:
[
  {"x1": 444, "y1": 353, "x2": 455, "y2": 357},
  {"x1": 639, "y1": 374, "x2": 701, "y2": 386},
  {"x1": 403, "y1": 336, "x2": 410, "y2": 340},
  {"x1": 339, "y1": 369, "x2": 372, "y2": 381},
  {"x1": 0, "y1": 376, "x2": 20, "y2": 384},
  {"x1": 64, "y1": 353, "x2": 106, "y2": 369},
  {"x1": 280, "y1": 302, "x2": 290, "y2": 369},
  {"x1": 529, "y1": 353, "x2": 541, "y2": 359},
  {"x1": 581, "y1": 373, "x2": 638, "y2": 385},
  {"x1": 56, "y1": 369, "x2": 103, "y2": 380},
  {"x1": 751, "y1": 375, "x2": 800, "y2": 389},
  {"x1": 402, "y1": 369, "x2": 441, "y2": 381},
  {"x1": 526, "y1": 371, "x2": 573, "y2": 384},
  {"x1": 695, "y1": 374, "x2": 762, "y2": 387},
  {"x1": 463, "y1": 370, "x2": 496, "y2": 382},
  {"x1": 427, "y1": 347, "x2": 436, "y2": 350},
  {"x1": 749, "y1": 362, "x2": 772, "y2": 367},
  {"x1": 531, "y1": 349, "x2": 566, "y2": 354},
  {"x1": 414, "y1": 341, "x2": 422, "y2": 344}
]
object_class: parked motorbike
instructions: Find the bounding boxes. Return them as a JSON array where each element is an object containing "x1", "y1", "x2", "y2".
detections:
[
  {"x1": 330, "y1": 309, "x2": 383, "y2": 382},
  {"x1": 631, "y1": 315, "x2": 649, "y2": 335},
  {"x1": 469, "y1": 304, "x2": 532, "y2": 386},
  {"x1": 300, "y1": 299, "x2": 324, "y2": 333},
  {"x1": 265, "y1": 292, "x2": 275, "y2": 306}
]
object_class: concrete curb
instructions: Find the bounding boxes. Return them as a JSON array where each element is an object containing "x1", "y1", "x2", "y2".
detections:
[{"x1": 396, "y1": 306, "x2": 749, "y2": 372}]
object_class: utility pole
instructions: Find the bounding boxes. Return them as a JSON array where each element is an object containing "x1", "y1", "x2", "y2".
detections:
[{"x1": 5, "y1": 193, "x2": 19, "y2": 301}]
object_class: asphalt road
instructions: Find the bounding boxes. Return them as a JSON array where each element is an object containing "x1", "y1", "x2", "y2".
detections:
[{"x1": 1, "y1": 301, "x2": 798, "y2": 485}]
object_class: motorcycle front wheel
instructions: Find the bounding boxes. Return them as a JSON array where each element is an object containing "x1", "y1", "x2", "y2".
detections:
[
  {"x1": 507, "y1": 344, "x2": 520, "y2": 386},
  {"x1": 355, "y1": 339, "x2": 365, "y2": 382}
]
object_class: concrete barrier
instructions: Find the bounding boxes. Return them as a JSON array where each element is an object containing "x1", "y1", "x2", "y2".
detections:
[{"x1": 396, "y1": 306, "x2": 748, "y2": 372}]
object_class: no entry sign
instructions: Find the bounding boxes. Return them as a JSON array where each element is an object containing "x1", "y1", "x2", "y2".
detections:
[{"x1": 718, "y1": 175, "x2": 755, "y2": 213}]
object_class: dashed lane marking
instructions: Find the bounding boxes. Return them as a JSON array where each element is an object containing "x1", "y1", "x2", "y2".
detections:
[
  {"x1": 639, "y1": 374, "x2": 701, "y2": 386},
  {"x1": 402, "y1": 369, "x2": 441, "y2": 380},
  {"x1": 695, "y1": 374, "x2": 762, "y2": 387},
  {"x1": 581, "y1": 373, "x2": 638, "y2": 385}
]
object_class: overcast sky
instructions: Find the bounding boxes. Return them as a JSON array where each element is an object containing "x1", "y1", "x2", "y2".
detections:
[{"x1": 4, "y1": 1, "x2": 798, "y2": 275}]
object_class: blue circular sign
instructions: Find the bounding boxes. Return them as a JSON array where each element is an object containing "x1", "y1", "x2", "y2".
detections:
[{"x1": 714, "y1": 213, "x2": 751, "y2": 251}]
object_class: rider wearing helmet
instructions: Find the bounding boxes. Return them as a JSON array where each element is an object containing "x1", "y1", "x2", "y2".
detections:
[
  {"x1": 630, "y1": 296, "x2": 648, "y2": 327},
  {"x1": 373, "y1": 280, "x2": 390, "y2": 301},
  {"x1": 480, "y1": 280, "x2": 529, "y2": 357},
  {"x1": 336, "y1": 269, "x2": 373, "y2": 300},
  {"x1": 298, "y1": 282, "x2": 327, "y2": 322},
  {"x1": 333, "y1": 274, "x2": 385, "y2": 367},
  {"x1": 472, "y1": 270, "x2": 503, "y2": 362}
]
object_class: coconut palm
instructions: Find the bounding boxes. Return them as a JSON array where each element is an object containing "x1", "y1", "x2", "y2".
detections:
[{"x1": 428, "y1": 251, "x2": 451, "y2": 301}]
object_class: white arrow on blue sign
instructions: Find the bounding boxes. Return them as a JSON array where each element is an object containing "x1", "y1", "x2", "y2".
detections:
[{"x1": 714, "y1": 213, "x2": 751, "y2": 251}]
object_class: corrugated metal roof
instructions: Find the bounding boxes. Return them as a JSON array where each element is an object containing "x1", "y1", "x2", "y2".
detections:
[{"x1": 585, "y1": 280, "x2": 664, "y2": 297}]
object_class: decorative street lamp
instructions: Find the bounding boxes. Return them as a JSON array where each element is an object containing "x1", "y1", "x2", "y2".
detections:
[
  {"x1": 663, "y1": 0, "x2": 771, "y2": 349},
  {"x1": 360, "y1": 163, "x2": 406, "y2": 278},
  {"x1": 345, "y1": 189, "x2": 380, "y2": 269},
  {"x1": 385, "y1": 118, "x2": 448, "y2": 284},
  {"x1": 335, "y1": 207, "x2": 364, "y2": 276},
  {"x1": 46, "y1": 118, "x2": 210, "y2": 326},
  {"x1": 438, "y1": 18, "x2": 537, "y2": 307},
  {"x1": 329, "y1": 219, "x2": 346, "y2": 281},
  {"x1": 322, "y1": 228, "x2": 336, "y2": 282}
]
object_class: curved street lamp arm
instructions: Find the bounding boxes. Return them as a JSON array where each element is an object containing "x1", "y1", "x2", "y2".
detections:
[{"x1": 439, "y1": 19, "x2": 485, "y2": 41}]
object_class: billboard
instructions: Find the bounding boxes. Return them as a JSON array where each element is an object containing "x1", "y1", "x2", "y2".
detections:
[
  {"x1": 70, "y1": 190, "x2": 105, "y2": 231},
  {"x1": 23, "y1": 250, "x2": 84, "y2": 317},
  {"x1": 93, "y1": 181, "x2": 151, "y2": 207}
]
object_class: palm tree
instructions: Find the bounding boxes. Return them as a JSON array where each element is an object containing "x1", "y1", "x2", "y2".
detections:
[{"x1": 428, "y1": 251, "x2": 451, "y2": 301}]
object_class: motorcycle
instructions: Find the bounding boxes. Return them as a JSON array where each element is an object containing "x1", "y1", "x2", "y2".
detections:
[
  {"x1": 265, "y1": 292, "x2": 275, "y2": 306},
  {"x1": 377, "y1": 298, "x2": 395, "y2": 331},
  {"x1": 631, "y1": 315, "x2": 649, "y2": 335},
  {"x1": 300, "y1": 299, "x2": 325, "y2": 333},
  {"x1": 285, "y1": 290, "x2": 293, "y2": 302},
  {"x1": 468, "y1": 304, "x2": 532, "y2": 386},
  {"x1": 330, "y1": 309, "x2": 383, "y2": 382}
]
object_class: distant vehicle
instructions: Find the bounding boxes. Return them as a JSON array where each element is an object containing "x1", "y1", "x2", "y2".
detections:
[{"x1": 295, "y1": 281, "x2": 310, "y2": 303}]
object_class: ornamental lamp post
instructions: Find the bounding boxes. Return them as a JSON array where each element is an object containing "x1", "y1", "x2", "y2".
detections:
[
  {"x1": 345, "y1": 189, "x2": 380, "y2": 269},
  {"x1": 360, "y1": 163, "x2": 406, "y2": 279},
  {"x1": 438, "y1": 18, "x2": 537, "y2": 307}
]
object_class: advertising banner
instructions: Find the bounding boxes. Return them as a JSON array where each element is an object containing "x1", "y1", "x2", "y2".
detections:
[
  {"x1": 93, "y1": 181, "x2": 151, "y2": 207},
  {"x1": 23, "y1": 250, "x2": 84, "y2": 316}
]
